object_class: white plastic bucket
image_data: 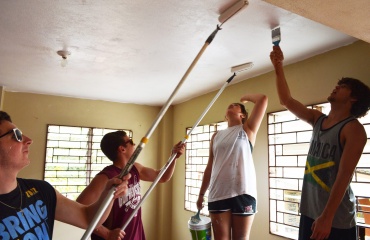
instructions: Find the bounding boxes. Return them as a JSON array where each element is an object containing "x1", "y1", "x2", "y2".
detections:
[{"x1": 188, "y1": 216, "x2": 212, "y2": 240}]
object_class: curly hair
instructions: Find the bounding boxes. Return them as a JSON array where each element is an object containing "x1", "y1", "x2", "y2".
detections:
[{"x1": 338, "y1": 77, "x2": 370, "y2": 118}]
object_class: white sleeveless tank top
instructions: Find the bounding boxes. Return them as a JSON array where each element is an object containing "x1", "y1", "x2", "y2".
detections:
[{"x1": 208, "y1": 124, "x2": 257, "y2": 202}]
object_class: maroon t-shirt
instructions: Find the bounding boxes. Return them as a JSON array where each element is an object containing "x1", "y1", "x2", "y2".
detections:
[{"x1": 92, "y1": 165, "x2": 146, "y2": 240}]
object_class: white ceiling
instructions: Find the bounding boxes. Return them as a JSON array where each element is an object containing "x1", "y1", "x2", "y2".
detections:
[{"x1": 0, "y1": 0, "x2": 366, "y2": 106}]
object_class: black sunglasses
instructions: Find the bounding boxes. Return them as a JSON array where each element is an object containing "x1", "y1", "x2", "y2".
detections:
[
  {"x1": 0, "y1": 128, "x2": 23, "y2": 142},
  {"x1": 123, "y1": 139, "x2": 134, "y2": 146}
]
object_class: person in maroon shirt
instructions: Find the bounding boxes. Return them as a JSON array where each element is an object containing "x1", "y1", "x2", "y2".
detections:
[{"x1": 77, "y1": 130, "x2": 185, "y2": 240}]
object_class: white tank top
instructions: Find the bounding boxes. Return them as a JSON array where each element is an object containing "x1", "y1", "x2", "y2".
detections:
[{"x1": 208, "y1": 124, "x2": 257, "y2": 202}]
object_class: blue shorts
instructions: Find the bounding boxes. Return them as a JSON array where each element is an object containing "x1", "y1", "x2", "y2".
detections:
[{"x1": 208, "y1": 194, "x2": 257, "y2": 215}]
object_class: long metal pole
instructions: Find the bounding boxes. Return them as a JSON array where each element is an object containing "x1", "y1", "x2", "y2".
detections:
[
  {"x1": 81, "y1": 25, "x2": 221, "y2": 240},
  {"x1": 120, "y1": 72, "x2": 237, "y2": 231}
]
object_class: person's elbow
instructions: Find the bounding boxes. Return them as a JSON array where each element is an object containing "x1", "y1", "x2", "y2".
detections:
[
  {"x1": 260, "y1": 94, "x2": 268, "y2": 104},
  {"x1": 279, "y1": 99, "x2": 287, "y2": 107},
  {"x1": 279, "y1": 96, "x2": 293, "y2": 109},
  {"x1": 159, "y1": 177, "x2": 171, "y2": 183},
  {"x1": 257, "y1": 94, "x2": 268, "y2": 108},
  {"x1": 76, "y1": 194, "x2": 88, "y2": 204}
]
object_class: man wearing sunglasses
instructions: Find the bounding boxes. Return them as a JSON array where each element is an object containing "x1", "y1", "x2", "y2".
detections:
[
  {"x1": 77, "y1": 130, "x2": 185, "y2": 240},
  {"x1": 0, "y1": 111, "x2": 131, "y2": 239}
]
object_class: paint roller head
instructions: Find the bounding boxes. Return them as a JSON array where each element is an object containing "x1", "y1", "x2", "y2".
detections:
[
  {"x1": 218, "y1": 0, "x2": 249, "y2": 25},
  {"x1": 231, "y1": 62, "x2": 253, "y2": 73}
]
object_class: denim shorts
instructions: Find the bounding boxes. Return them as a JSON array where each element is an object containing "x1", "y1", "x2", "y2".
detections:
[{"x1": 208, "y1": 194, "x2": 257, "y2": 215}]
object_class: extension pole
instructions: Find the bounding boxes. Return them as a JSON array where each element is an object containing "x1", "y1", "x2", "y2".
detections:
[
  {"x1": 120, "y1": 72, "x2": 238, "y2": 231},
  {"x1": 118, "y1": 0, "x2": 250, "y2": 231},
  {"x1": 81, "y1": 25, "x2": 222, "y2": 240}
]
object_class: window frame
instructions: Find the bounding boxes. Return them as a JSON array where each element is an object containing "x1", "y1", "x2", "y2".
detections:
[
  {"x1": 184, "y1": 121, "x2": 228, "y2": 216},
  {"x1": 43, "y1": 124, "x2": 133, "y2": 200}
]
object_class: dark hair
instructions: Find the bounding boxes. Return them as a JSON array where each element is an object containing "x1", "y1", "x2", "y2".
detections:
[
  {"x1": 338, "y1": 77, "x2": 370, "y2": 118},
  {"x1": 100, "y1": 130, "x2": 127, "y2": 161},
  {"x1": 0, "y1": 111, "x2": 12, "y2": 123},
  {"x1": 232, "y1": 103, "x2": 248, "y2": 123}
]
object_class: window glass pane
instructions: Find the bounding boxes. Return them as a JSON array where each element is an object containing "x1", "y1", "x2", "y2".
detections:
[
  {"x1": 282, "y1": 120, "x2": 311, "y2": 132},
  {"x1": 269, "y1": 167, "x2": 282, "y2": 177},
  {"x1": 276, "y1": 156, "x2": 297, "y2": 166},
  {"x1": 271, "y1": 133, "x2": 297, "y2": 144},
  {"x1": 284, "y1": 190, "x2": 301, "y2": 203},
  {"x1": 283, "y1": 168, "x2": 305, "y2": 179},
  {"x1": 283, "y1": 143, "x2": 310, "y2": 155},
  {"x1": 277, "y1": 200, "x2": 299, "y2": 214},
  {"x1": 354, "y1": 169, "x2": 370, "y2": 182},
  {"x1": 297, "y1": 131, "x2": 312, "y2": 142}
]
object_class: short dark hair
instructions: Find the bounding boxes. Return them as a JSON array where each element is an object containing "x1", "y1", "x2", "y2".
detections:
[
  {"x1": 232, "y1": 103, "x2": 248, "y2": 123},
  {"x1": 0, "y1": 111, "x2": 12, "y2": 123},
  {"x1": 338, "y1": 77, "x2": 370, "y2": 118},
  {"x1": 100, "y1": 131, "x2": 127, "y2": 161}
]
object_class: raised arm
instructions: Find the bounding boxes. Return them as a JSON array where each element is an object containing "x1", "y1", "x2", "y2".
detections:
[
  {"x1": 270, "y1": 46, "x2": 321, "y2": 125},
  {"x1": 240, "y1": 93, "x2": 268, "y2": 144}
]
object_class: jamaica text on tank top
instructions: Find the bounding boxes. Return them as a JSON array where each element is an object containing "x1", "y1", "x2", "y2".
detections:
[{"x1": 300, "y1": 114, "x2": 356, "y2": 229}]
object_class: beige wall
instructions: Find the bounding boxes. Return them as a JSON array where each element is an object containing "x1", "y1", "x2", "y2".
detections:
[
  {"x1": 171, "y1": 40, "x2": 370, "y2": 240},
  {"x1": 2, "y1": 93, "x2": 175, "y2": 239},
  {"x1": 1, "y1": 40, "x2": 369, "y2": 240}
]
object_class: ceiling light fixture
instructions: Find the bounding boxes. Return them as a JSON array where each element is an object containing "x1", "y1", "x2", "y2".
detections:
[{"x1": 57, "y1": 50, "x2": 71, "y2": 67}]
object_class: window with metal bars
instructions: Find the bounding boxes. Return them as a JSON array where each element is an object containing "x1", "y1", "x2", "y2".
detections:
[
  {"x1": 184, "y1": 121, "x2": 228, "y2": 216},
  {"x1": 44, "y1": 125, "x2": 133, "y2": 200},
  {"x1": 268, "y1": 103, "x2": 370, "y2": 239}
]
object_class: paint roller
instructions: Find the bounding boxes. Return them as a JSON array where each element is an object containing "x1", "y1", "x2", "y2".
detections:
[{"x1": 219, "y1": 0, "x2": 248, "y2": 26}]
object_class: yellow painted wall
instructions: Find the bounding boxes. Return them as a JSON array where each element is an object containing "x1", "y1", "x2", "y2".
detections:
[
  {"x1": 1, "y1": 40, "x2": 369, "y2": 240},
  {"x1": 2, "y1": 93, "x2": 175, "y2": 239},
  {"x1": 171, "y1": 40, "x2": 370, "y2": 240}
]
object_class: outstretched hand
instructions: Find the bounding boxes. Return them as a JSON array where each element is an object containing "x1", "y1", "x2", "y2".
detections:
[{"x1": 270, "y1": 45, "x2": 284, "y2": 66}]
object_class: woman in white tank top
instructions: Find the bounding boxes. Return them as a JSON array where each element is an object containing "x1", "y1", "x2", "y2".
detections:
[{"x1": 197, "y1": 93, "x2": 268, "y2": 240}]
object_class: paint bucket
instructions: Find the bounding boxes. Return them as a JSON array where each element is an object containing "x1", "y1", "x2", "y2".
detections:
[{"x1": 188, "y1": 216, "x2": 212, "y2": 240}]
